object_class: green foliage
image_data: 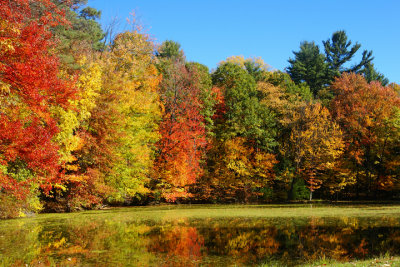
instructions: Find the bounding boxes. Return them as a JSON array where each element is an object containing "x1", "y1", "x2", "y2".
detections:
[
  {"x1": 52, "y1": 0, "x2": 105, "y2": 68},
  {"x1": 288, "y1": 31, "x2": 388, "y2": 98},
  {"x1": 212, "y1": 62, "x2": 277, "y2": 150},
  {"x1": 323, "y1": 30, "x2": 373, "y2": 76},
  {"x1": 220, "y1": 56, "x2": 272, "y2": 82},
  {"x1": 157, "y1": 40, "x2": 184, "y2": 60},
  {"x1": 290, "y1": 178, "x2": 310, "y2": 200},
  {"x1": 359, "y1": 62, "x2": 389, "y2": 86},
  {"x1": 186, "y1": 62, "x2": 216, "y2": 136},
  {"x1": 287, "y1": 41, "x2": 329, "y2": 96}
]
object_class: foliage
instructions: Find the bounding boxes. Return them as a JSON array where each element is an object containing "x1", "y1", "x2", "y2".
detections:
[
  {"x1": 287, "y1": 31, "x2": 388, "y2": 98},
  {"x1": 212, "y1": 62, "x2": 277, "y2": 149},
  {"x1": 51, "y1": 0, "x2": 105, "y2": 68},
  {"x1": 330, "y1": 73, "x2": 400, "y2": 195},
  {"x1": 359, "y1": 62, "x2": 389, "y2": 86},
  {"x1": 92, "y1": 31, "x2": 162, "y2": 203},
  {"x1": 290, "y1": 178, "x2": 310, "y2": 200},
  {"x1": 198, "y1": 62, "x2": 278, "y2": 202},
  {"x1": 290, "y1": 103, "x2": 344, "y2": 199},
  {"x1": 1, "y1": 0, "x2": 399, "y2": 216},
  {"x1": 323, "y1": 30, "x2": 373, "y2": 77},
  {"x1": 154, "y1": 47, "x2": 208, "y2": 201},
  {"x1": 0, "y1": 0, "x2": 75, "y2": 217},
  {"x1": 156, "y1": 40, "x2": 184, "y2": 60},
  {"x1": 287, "y1": 41, "x2": 329, "y2": 96},
  {"x1": 220, "y1": 55, "x2": 272, "y2": 82}
]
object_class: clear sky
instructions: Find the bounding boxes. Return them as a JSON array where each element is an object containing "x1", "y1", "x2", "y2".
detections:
[{"x1": 87, "y1": 0, "x2": 400, "y2": 83}]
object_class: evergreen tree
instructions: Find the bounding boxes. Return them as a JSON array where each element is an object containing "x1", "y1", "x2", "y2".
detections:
[
  {"x1": 323, "y1": 30, "x2": 373, "y2": 78},
  {"x1": 287, "y1": 31, "x2": 388, "y2": 97},
  {"x1": 287, "y1": 41, "x2": 329, "y2": 96},
  {"x1": 360, "y1": 62, "x2": 389, "y2": 86},
  {"x1": 52, "y1": 0, "x2": 105, "y2": 67}
]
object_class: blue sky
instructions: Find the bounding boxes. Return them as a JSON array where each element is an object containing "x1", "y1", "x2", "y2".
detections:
[{"x1": 87, "y1": 0, "x2": 400, "y2": 83}]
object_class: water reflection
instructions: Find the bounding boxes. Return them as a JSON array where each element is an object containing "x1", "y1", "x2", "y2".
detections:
[{"x1": 1, "y1": 212, "x2": 400, "y2": 266}]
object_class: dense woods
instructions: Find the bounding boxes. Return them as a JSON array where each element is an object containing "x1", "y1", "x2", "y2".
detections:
[{"x1": 1, "y1": 0, "x2": 399, "y2": 218}]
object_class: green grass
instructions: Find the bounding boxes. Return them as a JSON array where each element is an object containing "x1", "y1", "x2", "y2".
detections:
[
  {"x1": 259, "y1": 255, "x2": 400, "y2": 266},
  {"x1": 299, "y1": 256, "x2": 400, "y2": 267},
  {"x1": 2, "y1": 203, "x2": 400, "y2": 228},
  {"x1": 29, "y1": 203, "x2": 400, "y2": 217}
]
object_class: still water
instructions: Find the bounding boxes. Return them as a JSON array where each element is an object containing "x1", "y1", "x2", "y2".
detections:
[{"x1": 1, "y1": 204, "x2": 400, "y2": 266}]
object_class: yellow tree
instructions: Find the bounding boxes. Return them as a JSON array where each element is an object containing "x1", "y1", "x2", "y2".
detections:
[
  {"x1": 50, "y1": 59, "x2": 106, "y2": 209},
  {"x1": 223, "y1": 137, "x2": 277, "y2": 202},
  {"x1": 93, "y1": 30, "x2": 162, "y2": 203},
  {"x1": 290, "y1": 103, "x2": 344, "y2": 200},
  {"x1": 255, "y1": 71, "x2": 313, "y2": 199},
  {"x1": 54, "y1": 59, "x2": 102, "y2": 166}
]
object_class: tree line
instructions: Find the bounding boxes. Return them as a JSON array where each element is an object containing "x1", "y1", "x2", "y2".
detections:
[{"x1": 1, "y1": 0, "x2": 399, "y2": 218}]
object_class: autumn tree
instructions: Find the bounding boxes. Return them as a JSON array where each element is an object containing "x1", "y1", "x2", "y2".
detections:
[
  {"x1": 49, "y1": 58, "x2": 107, "y2": 210},
  {"x1": 200, "y1": 62, "x2": 277, "y2": 202},
  {"x1": 153, "y1": 41, "x2": 208, "y2": 202},
  {"x1": 256, "y1": 71, "x2": 312, "y2": 199},
  {"x1": 330, "y1": 73, "x2": 400, "y2": 197},
  {"x1": 0, "y1": 0, "x2": 75, "y2": 216},
  {"x1": 88, "y1": 30, "x2": 162, "y2": 203},
  {"x1": 290, "y1": 103, "x2": 344, "y2": 200}
]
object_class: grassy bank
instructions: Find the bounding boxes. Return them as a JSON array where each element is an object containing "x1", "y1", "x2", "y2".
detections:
[
  {"x1": 260, "y1": 256, "x2": 400, "y2": 266},
  {"x1": 302, "y1": 256, "x2": 400, "y2": 267}
]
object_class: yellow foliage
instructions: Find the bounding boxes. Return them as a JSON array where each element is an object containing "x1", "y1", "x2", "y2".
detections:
[
  {"x1": 54, "y1": 59, "x2": 102, "y2": 164},
  {"x1": 74, "y1": 58, "x2": 102, "y2": 121},
  {"x1": 53, "y1": 183, "x2": 67, "y2": 192},
  {"x1": 220, "y1": 55, "x2": 272, "y2": 72},
  {"x1": 0, "y1": 81, "x2": 11, "y2": 94},
  {"x1": 97, "y1": 30, "x2": 162, "y2": 200},
  {"x1": 223, "y1": 137, "x2": 277, "y2": 186},
  {"x1": 290, "y1": 103, "x2": 345, "y2": 191},
  {"x1": 0, "y1": 18, "x2": 20, "y2": 54}
]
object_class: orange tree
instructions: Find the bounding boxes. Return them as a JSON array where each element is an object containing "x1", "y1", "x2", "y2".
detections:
[{"x1": 330, "y1": 73, "x2": 400, "y2": 197}]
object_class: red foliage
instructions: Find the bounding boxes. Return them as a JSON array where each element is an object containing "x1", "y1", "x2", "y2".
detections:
[
  {"x1": 211, "y1": 86, "x2": 226, "y2": 123},
  {"x1": 331, "y1": 73, "x2": 400, "y2": 161},
  {"x1": 330, "y1": 73, "x2": 400, "y2": 191},
  {"x1": 155, "y1": 62, "x2": 208, "y2": 201},
  {"x1": 148, "y1": 226, "x2": 204, "y2": 266},
  {"x1": 0, "y1": 0, "x2": 75, "y2": 196}
]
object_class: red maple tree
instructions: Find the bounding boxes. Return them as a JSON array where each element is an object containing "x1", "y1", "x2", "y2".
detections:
[{"x1": 0, "y1": 0, "x2": 75, "y2": 197}]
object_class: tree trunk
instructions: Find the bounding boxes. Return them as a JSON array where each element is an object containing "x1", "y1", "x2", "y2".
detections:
[{"x1": 309, "y1": 190, "x2": 313, "y2": 201}]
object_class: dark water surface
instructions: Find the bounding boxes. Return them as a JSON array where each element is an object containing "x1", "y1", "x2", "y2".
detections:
[{"x1": 1, "y1": 204, "x2": 400, "y2": 266}]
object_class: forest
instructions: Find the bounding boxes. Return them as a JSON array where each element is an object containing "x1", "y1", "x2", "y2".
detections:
[{"x1": 1, "y1": 0, "x2": 399, "y2": 219}]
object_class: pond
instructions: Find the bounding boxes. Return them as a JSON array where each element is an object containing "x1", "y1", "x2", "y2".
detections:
[{"x1": 1, "y1": 204, "x2": 400, "y2": 266}]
